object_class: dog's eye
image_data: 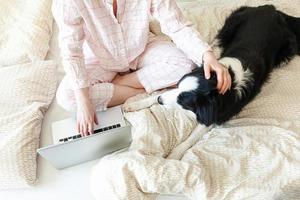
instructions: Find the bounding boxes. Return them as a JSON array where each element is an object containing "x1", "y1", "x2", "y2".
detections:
[{"x1": 177, "y1": 92, "x2": 192, "y2": 102}]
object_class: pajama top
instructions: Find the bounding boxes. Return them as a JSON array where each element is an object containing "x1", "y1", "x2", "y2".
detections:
[{"x1": 52, "y1": 0, "x2": 211, "y2": 90}]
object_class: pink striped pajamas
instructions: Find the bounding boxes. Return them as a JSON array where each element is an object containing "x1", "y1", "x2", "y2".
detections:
[{"x1": 52, "y1": 0, "x2": 211, "y2": 112}]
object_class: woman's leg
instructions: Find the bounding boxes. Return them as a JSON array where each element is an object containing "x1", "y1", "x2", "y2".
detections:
[
  {"x1": 108, "y1": 85, "x2": 145, "y2": 107},
  {"x1": 57, "y1": 76, "x2": 145, "y2": 111},
  {"x1": 112, "y1": 40, "x2": 195, "y2": 93},
  {"x1": 112, "y1": 73, "x2": 143, "y2": 89},
  {"x1": 57, "y1": 39, "x2": 193, "y2": 111}
]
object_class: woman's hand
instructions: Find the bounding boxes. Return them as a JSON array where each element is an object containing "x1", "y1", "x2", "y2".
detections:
[
  {"x1": 203, "y1": 51, "x2": 232, "y2": 94},
  {"x1": 74, "y1": 88, "x2": 98, "y2": 136}
]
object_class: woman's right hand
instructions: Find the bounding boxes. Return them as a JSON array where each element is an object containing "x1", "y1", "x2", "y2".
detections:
[{"x1": 75, "y1": 88, "x2": 98, "y2": 136}]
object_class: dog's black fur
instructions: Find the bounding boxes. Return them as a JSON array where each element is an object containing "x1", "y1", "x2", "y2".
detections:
[{"x1": 164, "y1": 5, "x2": 300, "y2": 126}]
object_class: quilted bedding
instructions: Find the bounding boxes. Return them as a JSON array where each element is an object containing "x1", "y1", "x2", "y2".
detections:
[
  {"x1": 0, "y1": 0, "x2": 56, "y2": 189},
  {"x1": 90, "y1": 0, "x2": 300, "y2": 199}
]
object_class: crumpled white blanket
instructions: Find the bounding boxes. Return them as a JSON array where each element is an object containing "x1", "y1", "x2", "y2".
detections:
[{"x1": 90, "y1": 1, "x2": 300, "y2": 199}]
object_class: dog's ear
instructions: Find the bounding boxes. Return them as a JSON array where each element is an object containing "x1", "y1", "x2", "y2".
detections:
[
  {"x1": 195, "y1": 93, "x2": 217, "y2": 126},
  {"x1": 177, "y1": 91, "x2": 197, "y2": 112},
  {"x1": 279, "y1": 11, "x2": 300, "y2": 54}
]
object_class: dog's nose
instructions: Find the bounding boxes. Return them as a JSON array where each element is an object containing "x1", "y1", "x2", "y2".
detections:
[{"x1": 157, "y1": 96, "x2": 163, "y2": 105}]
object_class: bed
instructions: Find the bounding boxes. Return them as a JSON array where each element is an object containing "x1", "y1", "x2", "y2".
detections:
[{"x1": 1, "y1": 0, "x2": 300, "y2": 200}]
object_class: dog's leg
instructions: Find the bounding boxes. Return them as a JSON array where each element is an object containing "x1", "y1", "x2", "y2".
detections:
[
  {"x1": 167, "y1": 124, "x2": 212, "y2": 160},
  {"x1": 216, "y1": 6, "x2": 247, "y2": 49},
  {"x1": 123, "y1": 94, "x2": 160, "y2": 112},
  {"x1": 278, "y1": 11, "x2": 300, "y2": 54}
]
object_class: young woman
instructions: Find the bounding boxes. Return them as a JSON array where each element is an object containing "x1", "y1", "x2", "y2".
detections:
[{"x1": 52, "y1": 0, "x2": 231, "y2": 136}]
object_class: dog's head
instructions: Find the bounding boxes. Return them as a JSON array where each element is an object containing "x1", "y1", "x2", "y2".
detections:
[{"x1": 157, "y1": 68, "x2": 218, "y2": 126}]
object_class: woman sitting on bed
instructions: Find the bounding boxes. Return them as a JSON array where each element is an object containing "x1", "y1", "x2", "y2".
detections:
[{"x1": 52, "y1": 0, "x2": 231, "y2": 136}]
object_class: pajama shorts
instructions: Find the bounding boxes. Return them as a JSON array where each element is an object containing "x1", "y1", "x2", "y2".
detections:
[{"x1": 56, "y1": 39, "x2": 195, "y2": 112}]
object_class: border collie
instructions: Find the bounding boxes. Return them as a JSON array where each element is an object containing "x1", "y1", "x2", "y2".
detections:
[{"x1": 124, "y1": 5, "x2": 300, "y2": 159}]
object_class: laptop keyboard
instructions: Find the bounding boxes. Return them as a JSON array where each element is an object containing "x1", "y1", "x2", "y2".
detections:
[{"x1": 58, "y1": 123, "x2": 121, "y2": 143}]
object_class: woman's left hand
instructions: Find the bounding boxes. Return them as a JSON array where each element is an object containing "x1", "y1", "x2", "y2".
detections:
[{"x1": 203, "y1": 51, "x2": 232, "y2": 94}]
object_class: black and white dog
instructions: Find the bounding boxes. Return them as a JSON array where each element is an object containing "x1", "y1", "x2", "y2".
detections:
[{"x1": 124, "y1": 5, "x2": 300, "y2": 158}]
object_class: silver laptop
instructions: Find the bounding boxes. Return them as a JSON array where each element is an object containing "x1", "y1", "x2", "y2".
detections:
[{"x1": 37, "y1": 106, "x2": 131, "y2": 169}]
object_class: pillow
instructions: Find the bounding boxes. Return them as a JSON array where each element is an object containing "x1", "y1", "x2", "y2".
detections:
[
  {"x1": 0, "y1": 61, "x2": 57, "y2": 189},
  {"x1": 0, "y1": 0, "x2": 53, "y2": 66}
]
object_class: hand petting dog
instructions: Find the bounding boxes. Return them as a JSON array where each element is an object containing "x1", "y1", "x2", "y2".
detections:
[{"x1": 203, "y1": 51, "x2": 232, "y2": 95}]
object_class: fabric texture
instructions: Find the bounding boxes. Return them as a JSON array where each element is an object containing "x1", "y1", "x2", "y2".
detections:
[
  {"x1": 52, "y1": 0, "x2": 210, "y2": 90},
  {"x1": 0, "y1": 61, "x2": 57, "y2": 189},
  {"x1": 90, "y1": 0, "x2": 300, "y2": 199},
  {"x1": 0, "y1": 0, "x2": 53, "y2": 66}
]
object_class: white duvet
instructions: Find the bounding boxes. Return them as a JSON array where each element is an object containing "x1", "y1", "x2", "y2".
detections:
[{"x1": 90, "y1": 0, "x2": 300, "y2": 199}]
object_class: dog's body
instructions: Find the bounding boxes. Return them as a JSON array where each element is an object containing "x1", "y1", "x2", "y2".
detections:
[{"x1": 124, "y1": 5, "x2": 300, "y2": 159}]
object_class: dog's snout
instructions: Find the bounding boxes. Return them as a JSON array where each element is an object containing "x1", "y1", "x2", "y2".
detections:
[{"x1": 157, "y1": 96, "x2": 163, "y2": 105}]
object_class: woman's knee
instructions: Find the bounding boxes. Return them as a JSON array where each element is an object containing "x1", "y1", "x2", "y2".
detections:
[
  {"x1": 56, "y1": 78, "x2": 77, "y2": 112},
  {"x1": 177, "y1": 58, "x2": 195, "y2": 75},
  {"x1": 160, "y1": 44, "x2": 196, "y2": 75}
]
